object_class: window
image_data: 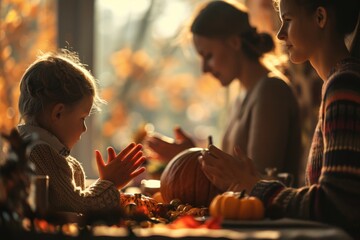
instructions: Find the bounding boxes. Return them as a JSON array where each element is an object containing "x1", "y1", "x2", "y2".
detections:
[{"x1": 94, "y1": 0, "x2": 236, "y2": 156}]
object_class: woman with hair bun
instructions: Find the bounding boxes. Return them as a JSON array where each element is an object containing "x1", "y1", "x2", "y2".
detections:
[{"x1": 146, "y1": 0, "x2": 302, "y2": 185}]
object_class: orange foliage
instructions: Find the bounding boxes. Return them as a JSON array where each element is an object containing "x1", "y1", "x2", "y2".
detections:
[
  {"x1": 110, "y1": 47, "x2": 153, "y2": 81},
  {"x1": 104, "y1": 43, "x2": 228, "y2": 138},
  {"x1": 139, "y1": 89, "x2": 161, "y2": 110},
  {"x1": 0, "y1": 0, "x2": 57, "y2": 133},
  {"x1": 102, "y1": 102, "x2": 128, "y2": 137}
]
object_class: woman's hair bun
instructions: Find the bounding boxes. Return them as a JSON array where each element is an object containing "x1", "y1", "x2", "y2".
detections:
[{"x1": 257, "y1": 33, "x2": 275, "y2": 54}]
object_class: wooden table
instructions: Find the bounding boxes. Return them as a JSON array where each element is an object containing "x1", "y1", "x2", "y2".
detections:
[{"x1": 9, "y1": 218, "x2": 352, "y2": 240}]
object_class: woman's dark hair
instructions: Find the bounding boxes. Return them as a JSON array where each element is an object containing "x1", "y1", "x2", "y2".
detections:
[
  {"x1": 350, "y1": 15, "x2": 360, "y2": 58},
  {"x1": 190, "y1": 0, "x2": 275, "y2": 60},
  {"x1": 273, "y1": 0, "x2": 360, "y2": 37}
]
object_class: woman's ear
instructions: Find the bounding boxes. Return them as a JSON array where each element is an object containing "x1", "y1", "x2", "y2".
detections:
[
  {"x1": 315, "y1": 7, "x2": 327, "y2": 28},
  {"x1": 51, "y1": 103, "x2": 65, "y2": 121}
]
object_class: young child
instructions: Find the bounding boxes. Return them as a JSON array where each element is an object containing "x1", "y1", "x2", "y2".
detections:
[{"x1": 17, "y1": 49, "x2": 146, "y2": 213}]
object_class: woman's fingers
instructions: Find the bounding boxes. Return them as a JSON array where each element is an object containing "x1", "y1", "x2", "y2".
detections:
[
  {"x1": 234, "y1": 146, "x2": 257, "y2": 174},
  {"x1": 208, "y1": 144, "x2": 232, "y2": 160},
  {"x1": 199, "y1": 154, "x2": 224, "y2": 178},
  {"x1": 147, "y1": 137, "x2": 172, "y2": 154},
  {"x1": 174, "y1": 127, "x2": 188, "y2": 142},
  {"x1": 234, "y1": 146, "x2": 246, "y2": 160},
  {"x1": 199, "y1": 155, "x2": 230, "y2": 192},
  {"x1": 200, "y1": 150, "x2": 218, "y2": 166}
]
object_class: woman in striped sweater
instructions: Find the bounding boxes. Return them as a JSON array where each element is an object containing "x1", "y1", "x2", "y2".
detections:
[{"x1": 199, "y1": 0, "x2": 360, "y2": 237}]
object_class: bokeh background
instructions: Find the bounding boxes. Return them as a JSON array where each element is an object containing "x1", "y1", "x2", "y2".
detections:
[{"x1": 1, "y1": 0, "x2": 326, "y2": 185}]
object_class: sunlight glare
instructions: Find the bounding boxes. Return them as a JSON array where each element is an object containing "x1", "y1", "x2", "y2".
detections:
[
  {"x1": 96, "y1": 0, "x2": 151, "y2": 28},
  {"x1": 152, "y1": 1, "x2": 190, "y2": 39}
]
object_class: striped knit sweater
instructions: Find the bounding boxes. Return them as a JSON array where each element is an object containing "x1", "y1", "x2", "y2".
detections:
[
  {"x1": 18, "y1": 124, "x2": 120, "y2": 213},
  {"x1": 250, "y1": 57, "x2": 360, "y2": 237}
]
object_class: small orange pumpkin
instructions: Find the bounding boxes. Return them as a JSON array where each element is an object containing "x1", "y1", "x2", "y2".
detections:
[{"x1": 209, "y1": 191, "x2": 265, "y2": 220}]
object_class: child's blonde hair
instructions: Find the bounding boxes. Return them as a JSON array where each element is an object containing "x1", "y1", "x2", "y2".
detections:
[{"x1": 19, "y1": 49, "x2": 105, "y2": 123}]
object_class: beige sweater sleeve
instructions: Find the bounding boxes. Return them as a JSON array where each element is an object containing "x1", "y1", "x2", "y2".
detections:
[
  {"x1": 247, "y1": 78, "x2": 296, "y2": 172},
  {"x1": 222, "y1": 77, "x2": 302, "y2": 178},
  {"x1": 29, "y1": 144, "x2": 120, "y2": 213}
]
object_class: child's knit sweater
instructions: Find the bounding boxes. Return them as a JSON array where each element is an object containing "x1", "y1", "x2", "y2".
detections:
[
  {"x1": 250, "y1": 57, "x2": 360, "y2": 237},
  {"x1": 18, "y1": 124, "x2": 120, "y2": 213}
]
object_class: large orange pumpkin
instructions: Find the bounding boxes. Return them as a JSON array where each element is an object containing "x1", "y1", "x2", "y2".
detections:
[{"x1": 160, "y1": 147, "x2": 222, "y2": 207}]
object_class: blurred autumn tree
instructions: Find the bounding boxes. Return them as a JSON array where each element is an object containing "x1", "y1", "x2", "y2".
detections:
[
  {"x1": 95, "y1": 0, "x2": 237, "y2": 154},
  {"x1": 0, "y1": 0, "x2": 57, "y2": 133}
]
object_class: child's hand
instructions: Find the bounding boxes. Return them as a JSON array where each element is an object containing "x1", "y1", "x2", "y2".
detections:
[{"x1": 95, "y1": 143, "x2": 146, "y2": 189}]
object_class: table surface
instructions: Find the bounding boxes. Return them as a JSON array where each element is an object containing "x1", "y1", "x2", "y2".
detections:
[
  {"x1": 11, "y1": 217, "x2": 352, "y2": 240},
  {"x1": 94, "y1": 218, "x2": 352, "y2": 240}
]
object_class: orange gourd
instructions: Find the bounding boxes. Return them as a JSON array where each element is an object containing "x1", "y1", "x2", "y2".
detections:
[
  {"x1": 152, "y1": 191, "x2": 164, "y2": 203},
  {"x1": 209, "y1": 191, "x2": 265, "y2": 220},
  {"x1": 160, "y1": 148, "x2": 222, "y2": 207}
]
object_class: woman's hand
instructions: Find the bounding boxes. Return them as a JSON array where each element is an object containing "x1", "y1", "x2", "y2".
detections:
[
  {"x1": 145, "y1": 126, "x2": 195, "y2": 162},
  {"x1": 95, "y1": 143, "x2": 146, "y2": 189},
  {"x1": 198, "y1": 145, "x2": 260, "y2": 193}
]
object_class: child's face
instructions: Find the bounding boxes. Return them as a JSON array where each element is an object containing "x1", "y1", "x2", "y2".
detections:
[{"x1": 51, "y1": 95, "x2": 93, "y2": 149}]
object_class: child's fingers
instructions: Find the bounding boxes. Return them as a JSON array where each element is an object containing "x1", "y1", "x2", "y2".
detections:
[
  {"x1": 121, "y1": 153, "x2": 146, "y2": 172},
  {"x1": 131, "y1": 155, "x2": 146, "y2": 170},
  {"x1": 116, "y1": 142, "x2": 137, "y2": 160},
  {"x1": 107, "y1": 147, "x2": 117, "y2": 163},
  {"x1": 117, "y1": 143, "x2": 141, "y2": 161},
  {"x1": 95, "y1": 150, "x2": 105, "y2": 178},
  {"x1": 122, "y1": 144, "x2": 143, "y2": 161},
  {"x1": 129, "y1": 167, "x2": 146, "y2": 179},
  {"x1": 95, "y1": 150, "x2": 104, "y2": 166}
]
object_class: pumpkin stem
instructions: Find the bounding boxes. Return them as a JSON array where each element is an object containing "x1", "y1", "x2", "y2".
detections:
[{"x1": 239, "y1": 189, "x2": 246, "y2": 198}]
